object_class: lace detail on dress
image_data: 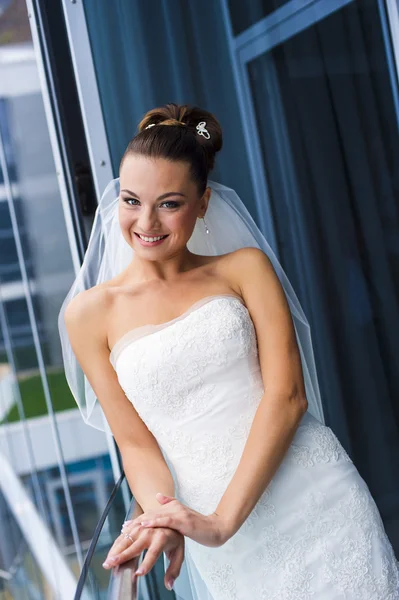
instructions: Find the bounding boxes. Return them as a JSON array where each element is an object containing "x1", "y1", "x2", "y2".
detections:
[
  {"x1": 286, "y1": 419, "x2": 353, "y2": 468},
  {"x1": 116, "y1": 298, "x2": 258, "y2": 423},
  {"x1": 318, "y1": 484, "x2": 399, "y2": 598},
  {"x1": 155, "y1": 392, "x2": 263, "y2": 514},
  {"x1": 208, "y1": 564, "x2": 238, "y2": 600},
  {"x1": 250, "y1": 483, "x2": 399, "y2": 600},
  {"x1": 114, "y1": 295, "x2": 399, "y2": 600}
]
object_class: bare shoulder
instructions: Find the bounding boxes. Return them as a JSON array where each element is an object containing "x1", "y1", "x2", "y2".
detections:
[
  {"x1": 211, "y1": 247, "x2": 274, "y2": 293},
  {"x1": 222, "y1": 248, "x2": 307, "y2": 404},
  {"x1": 64, "y1": 284, "x2": 112, "y2": 344},
  {"x1": 219, "y1": 246, "x2": 272, "y2": 269},
  {"x1": 63, "y1": 283, "x2": 164, "y2": 448},
  {"x1": 216, "y1": 246, "x2": 290, "y2": 327}
]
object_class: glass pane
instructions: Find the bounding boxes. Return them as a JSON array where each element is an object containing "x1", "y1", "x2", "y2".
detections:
[
  {"x1": 77, "y1": 489, "x2": 175, "y2": 600},
  {"x1": 0, "y1": 1, "x2": 118, "y2": 596},
  {"x1": 228, "y1": 0, "x2": 290, "y2": 35},
  {"x1": 247, "y1": 0, "x2": 399, "y2": 553}
]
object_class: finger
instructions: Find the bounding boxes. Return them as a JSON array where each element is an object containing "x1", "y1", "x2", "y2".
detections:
[
  {"x1": 156, "y1": 493, "x2": 176, "y2": 505},
  {"x1": 105, "y1": 535, "x2": 130, "y2": 561},
  {"x1": 104, "y1": 527, "x2": 141, "y2": 565},
  {"x1": 121, "y1": 520, "x2": 133, "y2": 532},
  {"x1": 135, "y1": 539, "x2": 165, "y2": 577},
  {"x1": 124, "y1": 523, "x2": 143, "y2": 538},
  {"x1": 164, "y1": 542, "x2": 184, "y2": 591},
  {"x1": 131, "y1": 511, "x2": 157, "y2": 527},
  {"x1": 110, "y1": 530, "x2": 137, "y2": 552},
  {"x1": 131, "y1": 511, "x2": 164, "y2": 527},
  {"x1": 141, "y1": 516, "x2": 183, "y2": 532},
  {"x1": 103, "y1": 534, "x2": 148, "y2": 569},
  {"x1": 113, "y1": 537, "x2": 147, "y2": 564}
]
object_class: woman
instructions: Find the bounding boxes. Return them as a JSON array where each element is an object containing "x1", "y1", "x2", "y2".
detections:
[{"x1": 59, "y1": 103, "x2": 399, "y2": 599}]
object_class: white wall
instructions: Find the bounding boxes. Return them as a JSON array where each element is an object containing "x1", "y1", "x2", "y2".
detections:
[{"x1": 0, "y1": 408, "x2": 109, "y2": 475}]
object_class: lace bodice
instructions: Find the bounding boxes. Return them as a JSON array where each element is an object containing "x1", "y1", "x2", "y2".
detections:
[
  {"x1": 111, "y1": 295, "x2": 264, "y2": 510},
  {"x1": 111, "y1": 295, "x2": 347, "y2": 512},
  {"x1": 111, "y1": 294, "x2": 399, "y2": 599}
]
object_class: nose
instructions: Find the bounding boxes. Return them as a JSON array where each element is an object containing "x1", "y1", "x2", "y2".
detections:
[{"x1": 137, "y1": 206, "x2": 160, "y2": 233}]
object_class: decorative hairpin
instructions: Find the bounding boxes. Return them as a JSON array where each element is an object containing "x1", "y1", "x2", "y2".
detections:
[
  {"x1": 146, "y1": 121, "x2": 210, "y2": 139},
  {"x1": 196, "y1": 121, "x2": 210, "y2": 140}
]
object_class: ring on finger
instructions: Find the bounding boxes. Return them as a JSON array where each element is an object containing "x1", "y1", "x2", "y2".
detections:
[{"x1": 124, "y1": 533, "x2": 134, "y2": 543}]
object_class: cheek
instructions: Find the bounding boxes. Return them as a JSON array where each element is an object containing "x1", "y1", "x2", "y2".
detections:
[
  {"x1": 167, "y1": 210, "x2": 197, "y2": 233},
  {"x1": 118, "y1": 208, "x2": 134, "y2": 231}
]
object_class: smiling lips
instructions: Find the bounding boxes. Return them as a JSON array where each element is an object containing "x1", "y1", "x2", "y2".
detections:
[{"x1": 135, "y1": 232, "x2": 169, "y2": 246}]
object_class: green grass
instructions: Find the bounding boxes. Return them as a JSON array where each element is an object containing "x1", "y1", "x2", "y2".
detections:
[{"x1": 2, "y1": 369, "x2": 76, "y2": 423}]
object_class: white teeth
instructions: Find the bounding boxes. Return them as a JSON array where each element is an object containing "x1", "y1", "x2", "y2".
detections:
[{"x1": 138, "y1": 234, "x2": 166, "y2": 242}]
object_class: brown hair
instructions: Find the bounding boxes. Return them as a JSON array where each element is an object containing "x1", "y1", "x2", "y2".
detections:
[{"x1": 120, "y1": 103, "x2": 223, "y2": 194}]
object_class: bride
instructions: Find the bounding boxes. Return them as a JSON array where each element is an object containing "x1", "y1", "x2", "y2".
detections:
[{"x1": 59, "y1": 103, "x2": 399, "y2": 599}]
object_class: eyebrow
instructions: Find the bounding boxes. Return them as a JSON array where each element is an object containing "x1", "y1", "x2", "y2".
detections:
[{"x1": 120, "y1": 189, "x2": 186, "y2": 200}]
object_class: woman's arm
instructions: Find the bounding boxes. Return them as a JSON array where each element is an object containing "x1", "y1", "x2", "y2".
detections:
[
  {"x1": 65, "y1": 290, "x2": 185, "y2": 588},
  {"x1": 65, "y1": 288, "x2": 176, "y2": 509},
  {"x1": 213, "y1": 247, "x2": 308, "y2": 535},
  {"x1": 133, "y1": 248, "x2": 308, "y2": 545}
]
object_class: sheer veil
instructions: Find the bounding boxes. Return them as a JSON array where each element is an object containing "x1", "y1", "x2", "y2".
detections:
[
  {"x1": 58, "y1": 177, "x2": 324, "y2": 433},
  {"x1": 58, "y1": 176, "x2": 325, "y2": 599}
]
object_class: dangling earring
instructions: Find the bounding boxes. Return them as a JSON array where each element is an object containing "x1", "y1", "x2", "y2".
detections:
[{"x1": 203, "y1": 217, "x2": 210, "y2": 235}]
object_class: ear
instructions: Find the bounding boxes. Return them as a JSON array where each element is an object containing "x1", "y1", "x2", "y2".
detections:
[{"x1": 199, "y1": 187, "x2": 211, "y2": 218}]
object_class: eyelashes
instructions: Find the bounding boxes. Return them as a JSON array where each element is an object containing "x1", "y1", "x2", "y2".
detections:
[{"x1": 122, "y1": 198, "x2": 180, "y2": 209}]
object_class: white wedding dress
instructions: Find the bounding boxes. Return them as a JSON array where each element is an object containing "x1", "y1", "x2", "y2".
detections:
[{"x1": 110, "y1": 294, "x2": 399, "y2": 599}]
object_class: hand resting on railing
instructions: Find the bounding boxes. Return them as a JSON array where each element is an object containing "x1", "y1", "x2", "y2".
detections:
[{"x1": 103, "y1": 497, "x2": 184, "y2": 592}]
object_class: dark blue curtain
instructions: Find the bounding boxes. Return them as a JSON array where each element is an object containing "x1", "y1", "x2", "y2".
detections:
[
  {"x1": 248, "y1": 0, "x2": 399, "y2": 553},
  {"x1": 83, "y1": 0, "x2": 258, "y2": 220}
]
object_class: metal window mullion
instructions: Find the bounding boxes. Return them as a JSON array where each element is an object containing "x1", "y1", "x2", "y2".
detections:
[
  {"x1": 60, "y1": 0, "x2": 114, "y2": 200},
  {"x1": 234, "y1": 0, "x2": 321, "y2": 51},
  {"x1": 0, "y1": 129, "x2": 84, "y2": 570},
  {"x1": 220, "y1": 0, "x2": 278, "y2": 252},
  {"x1": 25, "y1": 0, "x2": 83, "y2": 275},
  {"x1": 0, "y1": 289, "x2": 50, "y2": 523},
  {"x1": 60, "y1": 0, "x2": 129, "y2": 501},
  {"x1": 379, "y1": 0, "x2": 399, "y2": 131},
  {"x1": 235, "y1": 0, "x2": 354, "y2": 62},
  {"x1": 29, "y1": 0, "x2": 87, "y2": 264}
]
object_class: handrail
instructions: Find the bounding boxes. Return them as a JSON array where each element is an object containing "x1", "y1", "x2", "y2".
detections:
[
  {"x1": 108, "y1": 555, "x2": 163, "y2": 600},
  {"x1": 107, "y1": 556, "x2": 140, "y2": 600},
  {"x1": 75, "y1": 471, "x2": 163, "y2": 600},
  {"x1": 107, "y1": 500, "x2": 163, "y2": 600},
  {"x1": 74, "y1": 471, "x2": 126, "y2": 600}
]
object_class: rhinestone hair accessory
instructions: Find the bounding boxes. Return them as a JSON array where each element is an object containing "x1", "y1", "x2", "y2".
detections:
[
  {"x1": 145, "y1": 120, "x2": 210, "y2": 139},
  {"x1": 196, "y1": 121, "x2": 210, "y2": 139}
]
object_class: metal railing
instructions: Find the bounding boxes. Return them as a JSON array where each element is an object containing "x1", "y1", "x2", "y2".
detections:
[
  {"x1": 74, "y1": 472, "x2": 126, "y2": 600},
  {"x1": 107, "y1": 556, "x2": 140, "y2": 600},
  {"x1": 74, "y1": 471, "x2": 163, "y2": 600}
]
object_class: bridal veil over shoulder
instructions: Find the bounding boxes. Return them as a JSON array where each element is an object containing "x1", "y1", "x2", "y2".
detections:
[
  {"x1": 58, "y1": 178, "x2": 324, "y2": 433},
  {"x1": 58, "y1": 178, "x2": 399, "y2": 599}
]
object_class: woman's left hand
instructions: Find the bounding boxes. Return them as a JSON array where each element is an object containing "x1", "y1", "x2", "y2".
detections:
[{"x1": 125, "y1": 493, "x2": 232, "y2": 548}]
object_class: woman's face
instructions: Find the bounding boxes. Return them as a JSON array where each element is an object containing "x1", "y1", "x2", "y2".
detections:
[{"x1": 119, "y1": 154, "x2": 209, "y2": 256}]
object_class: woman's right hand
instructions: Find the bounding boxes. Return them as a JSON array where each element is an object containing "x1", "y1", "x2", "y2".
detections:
[{"x1": 103, "y1": 521, "x2": 184, "y2": 591}]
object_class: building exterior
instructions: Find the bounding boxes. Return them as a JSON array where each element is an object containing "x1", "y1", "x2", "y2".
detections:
[{"x1": 0, "y1": 0, "x2": 399, "y2": 598}]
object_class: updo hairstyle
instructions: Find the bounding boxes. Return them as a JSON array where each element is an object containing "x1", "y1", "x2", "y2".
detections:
[{"x1": 120, "y1": 103, "x2": 223, "y2": 194}]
